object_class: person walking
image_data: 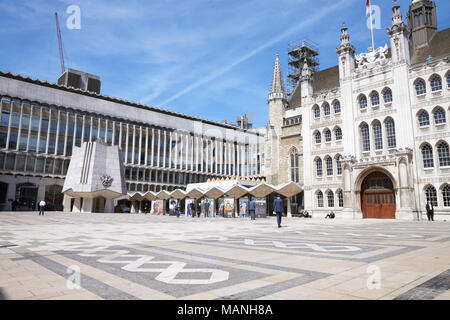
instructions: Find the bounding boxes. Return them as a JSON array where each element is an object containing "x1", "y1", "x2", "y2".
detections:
[
  {"x1": 175, "y1": 202, "x2": 181, "y2": 218},
  {"x1": 187, "y1": 202, "x2": 194, "y2": 217},
  {"x1": 426, "y1": 200, "x2": 434, "y2": 221},
  {"x1": 204, "y1": 200, "x2": 210, "y2": 218},
  {"x1": 273, "y1": 195, "x2": 284, "y2": 228},
  {"x1": 249, "y1": 198, "x2": 256, "y2": 221},
  {"x1": 197, "y1": 203, "x2": 201, "y2": 218},
  {"x1": 39, "y1": 200, "x2": 46, "y2": 216}
]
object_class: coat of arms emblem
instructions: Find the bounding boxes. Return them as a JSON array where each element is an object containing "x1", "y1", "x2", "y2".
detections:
[{"x1": 100, "y1": 175, "x2": 113, "y2": 188}]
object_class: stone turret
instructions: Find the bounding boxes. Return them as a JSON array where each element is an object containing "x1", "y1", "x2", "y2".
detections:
[
  {"x1": 336, "y1": 21, "x2": 356, "y2": 80},
  {"x1": 388, "y1": 0, "x2": 411, "y2": 64},
  {"x1": 268, "y1": 53, "x2": 287, "y2": 131},
  {"x1": 266, "y1": 54, "x2": 287, "y2": 185}
]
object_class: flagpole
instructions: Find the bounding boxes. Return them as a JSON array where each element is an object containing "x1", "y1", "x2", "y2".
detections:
[{"x1": 368, "y1": 0, "x2": 375, "y2": 49}]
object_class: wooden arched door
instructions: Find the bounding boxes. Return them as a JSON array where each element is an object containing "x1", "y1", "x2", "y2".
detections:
[{"x1": 361, "y1": 172, "x2": 396, "y2": 219}]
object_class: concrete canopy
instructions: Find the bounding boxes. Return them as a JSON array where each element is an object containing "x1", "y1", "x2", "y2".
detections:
[
  {"x1": 62, "y1": 141, "x2": 126, "y2": 200},
  {"x1": 155, "y1": 190, "x2": 171, "y2": 200},
  {"x1": 204, "y1": 187, "x2": 225, "y2": 199},
  {"x1": 224, "y1": 185, "x2": 249, "y2": 198},
  {"x1": 170, "y1": 189, "x2": 187, "y2": 199},
  {"x1": 185, "y1": 188, "x2": 204, "y2": 199},
  {"x1": 64, "y1": 189, "x2": 125, "y2": 199},
  {"x1": 275, "y1": 182, "x2": 304, "y2": 198},
  {"x1": 248, "y1": 183, "x2": 276, "y2": 197},
  {"x1": 143, "y1": 191, "x2": 157, "y2": 201},
  {"x1": 128, "y1": 192, "x2": 145, "y2": 201}
]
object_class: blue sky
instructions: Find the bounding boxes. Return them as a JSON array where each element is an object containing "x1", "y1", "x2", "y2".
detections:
[{"x1": 0, "y1": 0, "x2": 449, "y2": 128}]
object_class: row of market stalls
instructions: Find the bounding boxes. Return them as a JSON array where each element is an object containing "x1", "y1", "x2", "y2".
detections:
[{"x1": 123, "y1": 179, "x2": 304, "y2": 218}]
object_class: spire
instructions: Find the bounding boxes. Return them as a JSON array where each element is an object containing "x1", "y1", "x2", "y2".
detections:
[
  {"x1": 268, "y1": 53, "x2": 287, "y2": 102},
  {"x1": 387, "y1": 0, "x2": 409, "y2": 36},
  {"x1": 336, "y1": 21, "x2": 355, "y2": 56},
  {"x1": 340, "y1": 21, "x2": 350, "y2": 46},
  {"x1": 391, "y1": 0, "x2": 403, "y2": 26}
]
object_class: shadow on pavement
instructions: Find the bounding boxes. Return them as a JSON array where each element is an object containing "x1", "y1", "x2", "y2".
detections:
[{"x1": 0, "y1": 288, "x2": 8, "y2": 300}]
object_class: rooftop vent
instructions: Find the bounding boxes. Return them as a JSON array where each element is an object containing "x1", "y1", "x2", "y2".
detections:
[{"x1": 58, "y1": 68, "x2": 101, "y2": 94}]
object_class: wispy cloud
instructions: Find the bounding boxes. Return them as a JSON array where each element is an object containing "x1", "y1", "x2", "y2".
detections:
[
  {"x1": 1, "y1": 0, "x2": 449, "y2": 127},
  {"x1": 156, "y1": 0, "x2": 358, "y2": 106}
]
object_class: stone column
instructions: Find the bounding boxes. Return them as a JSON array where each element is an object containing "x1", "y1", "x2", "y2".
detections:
[
  {"x1": 399, "y1": 160, "x2": 409, "y2": 207},
  {"x1": 81, "y1": 198, "x2": 93, "y2": 213},
  {"x1": 287, "y1": 198, "x2": 292, "y2": 217},
  {"x1": 73, "y1": 198, "x2": 81, "y2": 213},
  {"x1": 343, "y1": 165, "x2": 351, "y2": 208},
  {"x1": 131, "y1": 201, "x2": 137, "y2": 213},
  {"x1": 63, "y1": 195, "x2": 72, "y2": 213},
  {"x1": 145, "y1": 127, "x2": 149, "y2": 165},
  {"x1": 132, "y1": 125, "x2": 136, "y2": 164},
  {"x1": 397, "y1": 158, "x2": 413, "y2": 219},
  {"x1": 105, "y1": 199, "x2": 114, "y2": 213},
  {"x1": 138, "y1": 126, "x2": 142, "y2": 165},
  {"x1": 37, "y1": 185, "x2": 46, "y2": 206}
]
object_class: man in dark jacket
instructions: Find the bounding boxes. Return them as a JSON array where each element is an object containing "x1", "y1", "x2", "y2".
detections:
[
  {"x1": 249, "y1": 198, "x2": 256, "y2": 220},
  {"x1": 273, "y1": 195, "x2": 284, "y2": 228},
  {"x1": 426, "y1": 200, "x2": 434, "y2": 221}
]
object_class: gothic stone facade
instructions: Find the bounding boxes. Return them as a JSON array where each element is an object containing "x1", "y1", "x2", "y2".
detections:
[{"x1": 266, "y1": 0, "x2": 450, "y2": 220}]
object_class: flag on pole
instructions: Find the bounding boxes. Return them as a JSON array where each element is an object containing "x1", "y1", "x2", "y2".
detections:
[{"x1": 366, "y1": 0, "x2": 371, "y2": 15}]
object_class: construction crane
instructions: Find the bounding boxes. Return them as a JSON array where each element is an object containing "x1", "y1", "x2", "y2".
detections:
[{"x1": 55, "y1": 12, "x2": 65, "y2": 74}]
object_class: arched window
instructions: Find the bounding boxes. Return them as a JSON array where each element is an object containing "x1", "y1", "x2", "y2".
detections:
[
  {"x1": 337, "y1": 190, "x2": 344, "y2": 207},
  {"x1": 323, "y1": 103, "x2": 330, "y2": 116},
  {"x1": 316, "y1": 158, "x2": 323, "y2": 177},
  {"x1": 315, "y1": 131, "x2": 321, "y2": 144},
  {"x1": 361, "y1": 124, "x2": 370, "y2": 152},
  {"x1": 334, "y1": 101, "x2": 341, "y2": 114},
  {"x1": 415, "y1": 79, "x2": 426, "y2": 95},
  {"x1": 386, "y1": 119, "x2": 396, "y2": 148},
  {"x1": 324, "y1": 129, "x2": 331, "y2": 142},
  {"x1": 317, "y1": 191, "x2": 324, "y2": 207},
  {"x1": 290, "y1": 150, "x2": 300, "y2": 183},
  {"x1": 326, "y1": 157, "x2": 333, "y2": 176},
  {"x1": 425, "y1": 185, "x2": 437, "y2": 206},
  {"x1": 371, "y1": 92, "x2": 380, "y2": 106},
  {"x1": 443, "y1": 185, "x2": 450, "y2": 207},
  {"x1": 447, "y1": 73, "x2": 450, "y2": 88},
  {"x1": 359, "y1": 95, "x2": 367, "y2": 109},
  {"x1": 336, "y1": 156, "x2": 342, "y2": 175},
  {"x1": 434, "y1": 108, "x2": 446, "y2": 124},
  {"x1": 335, "y1": 127, "x2": 342, "y2": 141},
  {"x1": 418, "y1": 111, "x2": 430, "y2": 127},
  {"x1": 437, "y1": 142, "x2": 450, "y2": 167},
  {"x1": 327, "y1": 190, "x2": 334, "y2": 207},
  {"x1": 373, "y1": 121, "x2": 383, "y2": 150},
  {"x1": 422, "y1": 144, "x2": 434, "y2": 168},
  {"x1": 430, "y1": 75, "x2": 442, "y2": 92},
  {"x1": 383, "y1": 88, "x2": 393, "y2": 103},
  {"x1": 314, "y1": 105, "x2": 320, "y2": 118}
]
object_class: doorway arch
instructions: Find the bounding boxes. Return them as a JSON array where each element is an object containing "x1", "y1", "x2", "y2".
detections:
[{"x1": 361, "y1": 171, "x2": 396, "y2": 219}]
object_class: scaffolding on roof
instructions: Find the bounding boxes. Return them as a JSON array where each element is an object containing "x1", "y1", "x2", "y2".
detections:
[{"x1": 286, "y1": 38, "x2": 320, "y2": 95}]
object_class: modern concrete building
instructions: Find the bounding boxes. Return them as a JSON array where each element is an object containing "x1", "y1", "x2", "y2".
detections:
[{"x1": 0, "y1": 68, "x2": 265, "y2": 212}]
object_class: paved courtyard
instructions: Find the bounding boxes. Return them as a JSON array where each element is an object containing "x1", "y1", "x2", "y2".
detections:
[{"x1": 0, "y1": 212, "x2": 449, "y2": 300}]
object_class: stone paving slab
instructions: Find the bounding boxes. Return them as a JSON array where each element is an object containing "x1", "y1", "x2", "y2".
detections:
[{"x1": 0, "y1": 211, "x2": 449, "y2": 300}]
